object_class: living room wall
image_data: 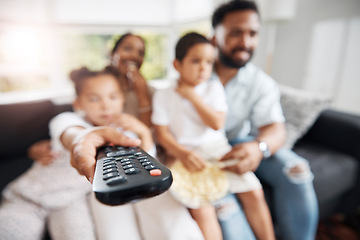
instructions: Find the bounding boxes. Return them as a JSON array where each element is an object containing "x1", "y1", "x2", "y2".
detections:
[
  {"x1": 251, "y1": 0, "x2": 360, "y2": 115},
  {"x1": 1, "y1": 0, "x2": 359, "y2": 115}
]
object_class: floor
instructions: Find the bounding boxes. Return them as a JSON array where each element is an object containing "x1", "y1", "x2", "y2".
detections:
[{"x1": 315, "y1": 212, "x2": 360, "y2": 240}]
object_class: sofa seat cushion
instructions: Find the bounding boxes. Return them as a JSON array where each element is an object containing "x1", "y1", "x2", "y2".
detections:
[
  {"x1": 293, "y1": 142, "x2": 358, "y2": 204},
  {"x1": 0, "y1": 100, "x2": 55, "y2": 159}
]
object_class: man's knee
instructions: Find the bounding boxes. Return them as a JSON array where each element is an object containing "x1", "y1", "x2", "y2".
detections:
[
  {"x1": 268, "y1": 148, "x2": 314, "y2": 185},
  {"x1": 283, "y1": 160, "x2": 314, "y2": 184}
]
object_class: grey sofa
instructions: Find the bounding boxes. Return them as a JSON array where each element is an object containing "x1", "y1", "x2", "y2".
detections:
[
  {"x1": 293, "y1": 109, "x2": 360, "y2": 219},
  {"x1": 0, "y1": 98, "x2": 359, "y2": 225}
]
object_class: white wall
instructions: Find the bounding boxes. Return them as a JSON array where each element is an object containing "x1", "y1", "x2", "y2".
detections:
[
  {"x1": 254, "y1": 0, "x2": 360, "y2": 115},
  {"x1": 1, "y1": 0, "x2": 360, "y2": 115}
]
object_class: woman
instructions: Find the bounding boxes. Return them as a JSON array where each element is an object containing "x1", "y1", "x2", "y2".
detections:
[{"x1": 110, "y1": 33, "x2": 153, "y2": 127}]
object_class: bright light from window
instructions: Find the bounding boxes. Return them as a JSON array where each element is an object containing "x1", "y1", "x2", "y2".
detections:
[{"x1": 0, "y1": 28, "x2": 43, "y2": 66}]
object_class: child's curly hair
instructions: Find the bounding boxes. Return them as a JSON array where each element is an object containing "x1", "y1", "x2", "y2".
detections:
[{"x1": 69, "y1": 66, "x2": 121, "y2": 95}]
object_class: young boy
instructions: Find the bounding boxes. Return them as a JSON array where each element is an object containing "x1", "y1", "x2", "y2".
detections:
[{"x1": 152, "y1": 32, "x2": 275, "y2": 240}]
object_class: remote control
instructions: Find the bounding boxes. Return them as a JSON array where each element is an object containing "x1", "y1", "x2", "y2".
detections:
[{"x1": 93, "y1": 145, "x2": 173, "y2": 206}]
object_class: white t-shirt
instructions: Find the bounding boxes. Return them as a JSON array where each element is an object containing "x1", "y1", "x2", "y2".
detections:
[
  {"x1": 152, "y1": 79, "x2": 228, "y2": 148},
  {"x1": 211, "y1": 63, "x2": 285, "y2": 141}
]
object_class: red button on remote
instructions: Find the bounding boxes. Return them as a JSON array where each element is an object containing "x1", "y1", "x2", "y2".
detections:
[{"x1": 150, "y1": 169, "x2": 162, "y2": 176}]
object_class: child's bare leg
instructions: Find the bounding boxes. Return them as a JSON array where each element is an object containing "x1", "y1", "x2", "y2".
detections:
[
  {"x1": 236, "y1": 189, "x2": 275, "y2": 240},
  {"x1": 189, "y1": 205, "x2": 223, "y2": 240}
]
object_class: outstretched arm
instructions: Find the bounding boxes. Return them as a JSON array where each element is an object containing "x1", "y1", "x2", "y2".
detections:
[
  {"x1": 129, "y1": 69, "x2": 152, "y2": 128},
  {"x1": 60, "y1": 126, "x2": 141, "y2": 183}
]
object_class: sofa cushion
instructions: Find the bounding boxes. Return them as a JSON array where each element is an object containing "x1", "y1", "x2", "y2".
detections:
[
  {"x1": 0, "y1": 100, "x2": 55, "y2": 159},
  {"x1": 0, "y1": 156, "x2": 33, "y2": 192},
  {"x1": 280, "y1": 85, "x2": 331, "y2": 149},
  {"x1": 294, "y1": 142, "x2": 358, "y2": 204}
]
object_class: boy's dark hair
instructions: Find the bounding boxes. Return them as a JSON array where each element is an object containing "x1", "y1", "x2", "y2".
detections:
[
  {"x1": 212, "y1": 0, "x2": 259, "y2": 28},
  {"x1": 70, "y1": 66, "x2": 121, "y2": 95},
  {"x1": 175, "y1": 32, "x2": 211, "y2": 61}
]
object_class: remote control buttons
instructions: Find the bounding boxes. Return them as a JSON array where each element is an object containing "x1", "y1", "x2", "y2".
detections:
[
  {"x1": 141, "y1": 161, "x2": 152, "y2": 166},
  {"x1": 104, "y1": 146, "x2": 113, "y2": 153},
  {"x1": 103, "y1": 172, "x2": 120, "y2": 181},
  {"x1": 106, "y1": 175, "x2": 126, "y2": 186},
  {"x1": 121, "y1": 160, "x2": 132, "y2": 165},
  {"x1": 150, "y1": 169, "x2": 162, "y2": 176},
  {"x1": 106, "y1": 149, "x2": 137, "y2": 157},
  {"x1": 103, "y1": 168, "x2": 118, "y2": 174},
  {"x1": 124, "y1": 168, "x2": 140, "y2": 175},
  {"x1": 123, "y1": 164, "x2": 136, "y2": 170},
  {"x1": 145, "y1": 165, "x2": 156, "y2": 170},
  {"x1": 103, "y1": 165, "x2": 117, "y2": 171}
]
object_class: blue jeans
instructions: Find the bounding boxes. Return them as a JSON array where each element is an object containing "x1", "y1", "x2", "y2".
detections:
[{"x1": 215, "y1": 137, "x2": 319, "y2": 240}]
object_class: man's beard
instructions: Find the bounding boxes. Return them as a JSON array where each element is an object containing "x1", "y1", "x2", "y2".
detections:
[{"x1": 218, "y1": 47, "x2": 254, "y2": 69}]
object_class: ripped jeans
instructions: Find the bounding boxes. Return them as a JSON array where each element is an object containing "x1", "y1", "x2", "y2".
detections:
[{"x1": 214, "y1": 137, "x2": 319, "y2": 240}]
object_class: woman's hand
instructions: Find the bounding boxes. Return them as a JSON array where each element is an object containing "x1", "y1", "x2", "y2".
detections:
[
  {"x1": 126, "y1": 67, "x2": 152, "y2": 127},
  {"x1": 126, "y1": 66, "x2": 149, "y2": 102},
  {"x1": 27, "y1": 139, "x2": 59, "y2": 165},
  {"x1": 130, "y1": 69, "x2": 149, "y2": 97}
]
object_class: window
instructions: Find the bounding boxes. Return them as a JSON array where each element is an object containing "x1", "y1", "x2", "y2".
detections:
[
  {"x1": 0, "y1": 26, "x2": 169, "y2": 103},
  {"x1": 0, "y1": 0, "x2": 214, "y2": 103},
  {"x1": 0, "y1": 26, "x2": 52, "y2": 93}
]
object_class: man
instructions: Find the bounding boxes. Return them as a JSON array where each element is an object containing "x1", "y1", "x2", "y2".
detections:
[{"x1": 211, "y1": 1, "x2": 318, "y2": 240}]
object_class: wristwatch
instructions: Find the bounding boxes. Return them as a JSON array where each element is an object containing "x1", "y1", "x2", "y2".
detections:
[{"x1": 257, "y1": 140, "x2": 271, "y2": 159}]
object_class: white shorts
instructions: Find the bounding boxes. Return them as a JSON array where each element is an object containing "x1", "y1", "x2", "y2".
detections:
[{"x1": 170, "y1": 139, "x2": 262, "y2": 209}]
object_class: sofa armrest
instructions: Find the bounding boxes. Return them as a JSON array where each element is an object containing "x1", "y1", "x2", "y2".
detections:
[{"x1": 297, "y1": 109, "x2": 360, "y2": 160}]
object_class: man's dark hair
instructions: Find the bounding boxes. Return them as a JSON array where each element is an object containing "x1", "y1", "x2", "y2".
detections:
[
  {"x1": 212, "y1": 0, "x2": 260, "y2": 28},
  {"x1": 175, "y1": 32, "x2": 211, "y2": 61}
]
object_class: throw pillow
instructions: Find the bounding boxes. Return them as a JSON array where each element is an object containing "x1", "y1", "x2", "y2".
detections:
[{"x1": 279, "y1": 85, "x2": 332, "y2": 149}]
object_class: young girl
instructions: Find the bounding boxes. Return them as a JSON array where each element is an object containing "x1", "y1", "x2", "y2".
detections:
[
  {"x1": 59, "y1": 67, "x2": 202, "y2": 240},
  {"x1": 26, "y1": 32, "x2": 152, "y2": 175},
  {"x1": 0, "y1": 66, "x2": 153, "y2": 240},
  {"x1": 152, "y1": 32, "x2": 275, "y2": 240}
]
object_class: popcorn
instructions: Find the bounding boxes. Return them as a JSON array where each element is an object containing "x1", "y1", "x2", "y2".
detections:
[{"x1": 170, "y1": 160, "x2": 229, "y2": 209}]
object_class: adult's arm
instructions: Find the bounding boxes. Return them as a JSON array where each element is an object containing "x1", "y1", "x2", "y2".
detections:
[
  {"x1": 60, "y1": 126, "x2": 141, "y2": 183},
  {"x1": 131, "y1": 69, "x2": 153, "y2": 128},
  {"x1": 220, "y1": 122, "x2": 286, "y2": 175},
  {"x1": 27, "y1": 139, "x2": 58, "y2": 165}
]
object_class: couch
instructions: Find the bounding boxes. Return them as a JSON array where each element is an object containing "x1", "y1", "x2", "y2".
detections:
[
  {"x1": 0, "y1": 100, "x2": 72, "y2": 193},
  {"x1": 293, "y1": 109, "x2": 360, "y2": 219},
  {"x1": 0, "y1": 94, "x2": 359, "y2": 225}
]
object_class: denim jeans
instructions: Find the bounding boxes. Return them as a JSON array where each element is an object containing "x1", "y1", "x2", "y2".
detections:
[{"x1": 215, "y1": 137, "x2": 319, "y2": 240}]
